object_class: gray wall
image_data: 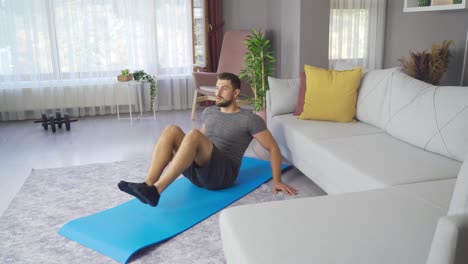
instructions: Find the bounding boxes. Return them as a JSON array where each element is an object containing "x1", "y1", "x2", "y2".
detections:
[
  {"x1": 223, "y1": 0, "x2": 329, "y2": 79},
  {"x1": 384, "y1": 1, "x2": 468, "y2": 85},
  {"x1": 299, "y1": 0, "x2": 330, "y2": 71},
  {"x1": 223, "y1": 0, "x2": 268, "y2": 31},
  {"x1": 267, "y1": 0, "x2": 301, "y2": 78}
]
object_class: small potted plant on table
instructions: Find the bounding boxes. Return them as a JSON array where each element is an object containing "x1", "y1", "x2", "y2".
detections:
[
  {"x1": 117, "y1": 68, "x2": 133, "y2": 82},
  {"x1": 133, "y1": 70, "x2": 158, "y2": 110}
]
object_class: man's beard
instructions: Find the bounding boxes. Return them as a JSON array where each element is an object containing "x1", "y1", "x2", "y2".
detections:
[{"x1": 215, "y1": 97, "x2": 234, "y2": 107}]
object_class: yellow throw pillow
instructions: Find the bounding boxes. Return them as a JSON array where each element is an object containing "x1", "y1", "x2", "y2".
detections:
[{"x1": 298, "y1": 65, "x2": 362, "y2": 123}]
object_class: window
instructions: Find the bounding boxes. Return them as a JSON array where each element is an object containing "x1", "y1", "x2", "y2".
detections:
[
  {"x1": 192, "y1": 0, "x2": 208, "y2": 68},
  {"x1": 328, "y1": 0, "x2": 386, "y2": 70},
  {"x1": 53, "y1": 0, "x2": 157, "y2": 78},
  {"x1": 0, "y1": 0, "x2": 194, "y2": 83},
  {"x1": 0, "y1": 1, "x2": 53, "y2": 77},
  {"x1": 329, "y1": 8, "x2": 369, "y2": 61}
]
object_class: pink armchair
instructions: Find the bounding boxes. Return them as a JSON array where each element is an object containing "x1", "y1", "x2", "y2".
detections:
[{"x1": 191, "y1": 30, "x2": 253, "y2": 120}]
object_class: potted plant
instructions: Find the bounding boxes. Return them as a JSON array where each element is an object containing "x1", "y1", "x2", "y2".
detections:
[
  {"x1": 240, "y1": 29, "x2": 275, "y2": 117},
  {"x1": 399, "y1": 40, "x2": 454, "y2": 85},
  {"x1": 132, "y1": 70, "x2": 158, "y2": 110},
  {"x1": 117, "y1": 68, "x2": 133, "y2": 82}
]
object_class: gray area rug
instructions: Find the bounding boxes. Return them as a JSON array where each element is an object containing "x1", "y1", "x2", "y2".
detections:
[{"x1": 0, "y1": 158, "x2": 324, "y2": 263}]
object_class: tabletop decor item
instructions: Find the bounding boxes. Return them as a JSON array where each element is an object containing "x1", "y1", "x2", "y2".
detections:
[
  {"x1": 117, "y1": 68, "x2": 133, "y2": 82},
  {"x1": 133, "y1": 70, "x2": 158, "y2": 110},
  {"x1": 399, "y1": 40, "x2": 454, "y2": 85}
]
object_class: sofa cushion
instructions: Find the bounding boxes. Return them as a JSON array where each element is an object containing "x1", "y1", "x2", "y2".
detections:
[
  {"x1": 385, "y1": 71, "x2": 468, "y2": 162},
  {"x1": 270, "y1": 114, "x2": 383, "y2": 142},
  {"x1": 358, "y1": 69, "x2": 468, "y2": 162},
  {"x1": 267, "y1": 76, "x2": 300, "y2": 117},
  {"x1": 299, "y1": 65, "x2": 362, "y2": 122},
  {"x1": 355, "y1": 67, "x2": 397, "y2": 128},
  {"x1": 318, "y1": 133, "x2": 461, "y2": 191},
  {"x1": 220, "y1": 179, "x2": 454, "y2": 264},
  {"x1": 269, "y1": 114, "x2": 461, "y2": 194}
]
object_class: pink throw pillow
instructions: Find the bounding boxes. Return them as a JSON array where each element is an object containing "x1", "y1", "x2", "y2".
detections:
[{"x1": 293, "y1": 71, "x2": 306, "y2": 116}]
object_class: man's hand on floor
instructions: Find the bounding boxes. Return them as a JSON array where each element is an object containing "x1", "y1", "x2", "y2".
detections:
[{"x1": 273, "y1": 181, "x2": 298, "y2": 195}]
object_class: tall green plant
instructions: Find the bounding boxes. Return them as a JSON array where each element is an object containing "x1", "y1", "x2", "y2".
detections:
[
  {"x1": 239, "y1": 29, "x2": 275, "y2": 112},
  {"x1": 133, "y1": 70, "x2": 158, "y2": 110}
]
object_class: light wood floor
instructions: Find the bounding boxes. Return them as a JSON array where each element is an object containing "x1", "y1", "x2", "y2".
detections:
[{"x1": 0, "y1": 109, "x2": 323, "y2": 217}]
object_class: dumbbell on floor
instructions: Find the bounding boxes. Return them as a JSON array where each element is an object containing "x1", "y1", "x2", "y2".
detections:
[{"x1": 34, "y1": 112, "x2": 78, "y2": 132}]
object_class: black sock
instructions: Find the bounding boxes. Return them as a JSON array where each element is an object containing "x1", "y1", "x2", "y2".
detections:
[
  {"x1": 118, "y1": 181, "x2": 149, "y2": 204},
  {"x1": 129, "y1": 183, "x2": 160, "y2": 207}
]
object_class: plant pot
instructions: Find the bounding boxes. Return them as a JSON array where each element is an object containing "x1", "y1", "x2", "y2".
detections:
[{"x1": 117, "y1": 74, "x2": 133, "y2": 82}]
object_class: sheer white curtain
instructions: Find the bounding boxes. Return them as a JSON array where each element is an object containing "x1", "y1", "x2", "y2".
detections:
[
  {"x1": 329, "y1": 0, "x2": 386, "y2": 70},
  {"x1": 154, "y1": 0, "x2": 195, "y2": 111},
  {"x1": 0, "y1": 0, "x2": 194, "y2": 120}
]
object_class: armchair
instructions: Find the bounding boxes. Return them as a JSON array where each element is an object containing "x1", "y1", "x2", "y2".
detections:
[{"x1": 191, "y1": 30, "x2": 253, "y2": 120}]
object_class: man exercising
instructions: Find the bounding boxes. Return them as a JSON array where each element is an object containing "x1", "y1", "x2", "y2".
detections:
[{"x1": 118, "y1": 72, "x2": 297, "y2": 207}]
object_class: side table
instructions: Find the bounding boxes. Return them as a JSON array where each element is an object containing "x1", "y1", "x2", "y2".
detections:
[{"x1": 114, "y1": 81, "x2": 156, "y2": 125}]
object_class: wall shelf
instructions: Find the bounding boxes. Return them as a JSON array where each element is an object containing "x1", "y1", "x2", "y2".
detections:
[{"x1": 404, "y1": 0, "x2": 467, "y2": 12}]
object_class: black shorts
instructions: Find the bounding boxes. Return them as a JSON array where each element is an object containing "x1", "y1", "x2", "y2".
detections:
[{"x1": 182, "y1": 145, "x2": 239, "y2": 190}]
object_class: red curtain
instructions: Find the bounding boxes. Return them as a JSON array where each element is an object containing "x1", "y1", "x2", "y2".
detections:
[{"x1": 207, "y1": 0, "x2": 223, "y2": 72}]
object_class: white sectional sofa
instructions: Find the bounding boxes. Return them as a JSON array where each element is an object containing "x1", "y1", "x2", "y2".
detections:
[{"x1": 219, "y1": 67, "x2": 468, "y2": 264}]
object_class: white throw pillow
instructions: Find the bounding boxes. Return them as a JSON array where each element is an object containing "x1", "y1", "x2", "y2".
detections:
[
  {"x1": 267, "y1": 76, "x2": 300, "y2": 117},
  {"x1": 385, "y1": 71, "x2": 468, "y2": 162}
]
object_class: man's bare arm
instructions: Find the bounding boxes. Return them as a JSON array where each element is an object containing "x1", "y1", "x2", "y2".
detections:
[{"x1": 253, "y1": 130, "x2": 298, "y2": 195}]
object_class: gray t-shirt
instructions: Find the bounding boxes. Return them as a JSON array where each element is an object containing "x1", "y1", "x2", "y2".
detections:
[{"x1": 202, "y1": 106, "x2": 267, "y2": 167}]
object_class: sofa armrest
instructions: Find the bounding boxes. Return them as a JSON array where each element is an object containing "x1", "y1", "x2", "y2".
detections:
[
  {"x1": 426, "y1": 214, "x2": 468, "y2": 264},
  {"x1": 192, "y1": 72, "x2": 218, "y2": 89}
]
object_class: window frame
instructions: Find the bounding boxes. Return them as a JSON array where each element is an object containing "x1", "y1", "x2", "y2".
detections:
[{"x1": 191, "y1": 0, "x2": 209, "y2": 71}]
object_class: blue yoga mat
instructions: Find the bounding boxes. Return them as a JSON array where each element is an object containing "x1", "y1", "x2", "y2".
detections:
[{"x1": 58, "y1": 157, "x2": 288, "y2": 263}]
